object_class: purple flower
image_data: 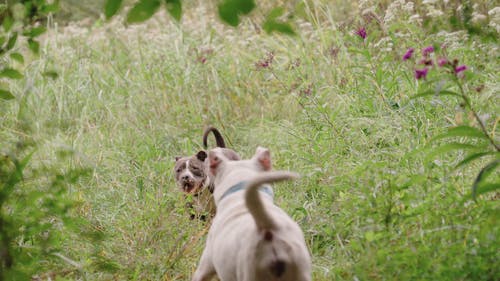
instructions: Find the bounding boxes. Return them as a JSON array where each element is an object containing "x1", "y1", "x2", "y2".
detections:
[
  {"x1": 455, "y1": 65, "x2": 467, "y2": 74},
  {"x1": 355, "y1": 27, "x2": 367, "y2": 39},
  {"x1": 403, "y1": 48, "x2": 414, "y2": 61},
  {"x1": 415, "y1": 68, "x2": 429, "y2": 80},
  {"x1": 423, "y1": 46, "x2": 434, "y2": 56},
  {"x1": 437, "y1": 58, "x2": 447, "y2": 67}
]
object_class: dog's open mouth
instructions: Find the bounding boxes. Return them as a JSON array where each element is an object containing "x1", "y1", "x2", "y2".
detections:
[{"x1": 182, "y1": 182, "x2": 201, "y2": 194}]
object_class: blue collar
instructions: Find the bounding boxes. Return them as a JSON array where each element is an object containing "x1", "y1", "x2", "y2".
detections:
[{"x1": 219, "y1": 181, "x2": 273, "y2": 202}]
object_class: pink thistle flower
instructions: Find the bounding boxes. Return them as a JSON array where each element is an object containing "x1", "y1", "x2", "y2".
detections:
[
  {"x1": 402, "y1": 48, "x2": 414, "y2": 61},
  {"x1": 415, "y1": 68, "x2": 429, "y2": 80},
  {"x1": 423, "y1": 46, "x2": 434, "y2": 56},
  {"x1": 455, "y1": 65, "x2": 467, "y2": 74},
  {"x1": 437, "y1": 58, "x2": 447, "y2": 67},
  {"x1": 355, "y1": 27, "x2": 367, "y2": 39}
]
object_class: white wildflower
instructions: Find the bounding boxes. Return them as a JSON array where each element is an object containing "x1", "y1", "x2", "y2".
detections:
[
  {"x1": 488, "y1": 7, "x2": 500, "y2": 33},
  {"x1": 488, "y1": 7, "x2": 500, "y2": 17},
  {"x1": 471, "y1": 12, "x2": 487, "y2": 23},
  {"x1": 409, "y1": 14, "x2": 422, "y2": 24},
  {"x1": 427, "y1": 6, "x2": 444, "y2": 18},
  {"x1": 435, "y1": 30, "x2": 469, "y2": 51},
  {"x1": 403, "y1": 1, "x2": 414, "y2": 13}
]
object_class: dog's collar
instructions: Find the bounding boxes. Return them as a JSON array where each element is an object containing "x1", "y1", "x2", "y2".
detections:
[{"x1": 219, "y1": 181, "x2": 273, "y2": 202}]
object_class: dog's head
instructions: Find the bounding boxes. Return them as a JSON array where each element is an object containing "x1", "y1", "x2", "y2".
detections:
[
  {"x1": 174, "y1": 151, "x2": 209, "y2": 194},
  {"x1": 209, "y1": 146, "x2": 272, "y2": 182}
]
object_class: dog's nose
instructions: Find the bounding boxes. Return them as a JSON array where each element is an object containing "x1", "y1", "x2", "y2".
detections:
[{"x1": 182, "y1": 175, "x2": 190, "y2": 181}]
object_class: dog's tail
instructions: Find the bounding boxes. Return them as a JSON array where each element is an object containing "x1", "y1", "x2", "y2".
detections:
[
  {"x1": 202, "y1": 126, "x2": 226, "y2": 149},
  {"x1": 244, "y1": 171, "x2": 298, "y2": 231}
]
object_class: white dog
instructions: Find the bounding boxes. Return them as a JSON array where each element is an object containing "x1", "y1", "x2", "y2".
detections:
[{"x1": 192, "y1": 147, "x2": 311, "y2": 281}]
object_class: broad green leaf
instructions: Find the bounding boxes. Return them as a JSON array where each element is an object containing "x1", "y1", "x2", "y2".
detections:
[
  {"x1": 234, "y1": 0, "x2": 255, "y2": 14},
  {"x1": 218, "y1": 1, "x2": 240, "y2": 26},
  {"x1": 472, "y1": 159, "x2": 500, "y2": 200},
  {"x1": 411, "y1": 89, "x2": 462, "y2": 100},
  {"x1": 105, "y1": 0, "x2": 123, "y2": 19},
  {"x1": 431, "y1": 126, "x2": 488, "y2": 142},
  {"x1": 218, "y1": 0, "x2": 256, "y2": 27},
  {"x1": 263, "y1": 7, "x2": 296, "y2": 35},
  {"x1": 10, "y1": 52, "x2": 24, "y2": 64},
  {"x1": 3, "y1": 15, "x2": 13, "y2": 32},
  {"x1": 267, "y1": 7, "x2": 284, "y2": 19},
  {"x1": 165, "y1": 0, "x2": 182, "y2": 21},
  {"x1": 28, "y1": 38, "x2": 40, "y2": 54},
  {"x1": 263, "y1": 21, "x2": 295, "y2": 35},
  {"x1": 23, "y1": 26, "x2": 46, "y2": 38},
  {"x1": 455, "y1": 151, "x2": 499, "y2": 169},
  {"x1": 126, "y1": 0, "x2": 161, "y2": 24},
  {"x1": 0, "y1": 89, "x2": 15, "y2": 100},
  {"x1": 0, "y1": 68, "x2": 23, "y2": 79},
  {"x1": 424, "y1": 142, "x2": 476, "y2": 163},
  {"x1": 6, "y1": 32, "x2": 18, "y2": 51}
]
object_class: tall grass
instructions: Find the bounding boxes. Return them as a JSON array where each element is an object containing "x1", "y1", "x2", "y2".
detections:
[{"x1": 1, "y1": 0, "x2": 498, "y2": 280}]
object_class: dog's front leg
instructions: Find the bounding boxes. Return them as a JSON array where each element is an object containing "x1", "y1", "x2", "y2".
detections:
[{"x1": 192, "y1": 249, "x2": 216, "y2": 281}]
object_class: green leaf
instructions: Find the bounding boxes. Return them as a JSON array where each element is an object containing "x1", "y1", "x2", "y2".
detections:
[
  {"x1": 165, "y1": 0, "x2": 182, "y2": 21},
  {"x1": 425, "y1": 142, "x2": 476, "y2": 163},
  {"x1": 0, "y1": 68, "x2": 23, "y2": 79},
  {"x1": 10, "y1": 52, "x2": 24, "y2": 64},
  {"x1": 411, "y1": 89, "x2": 462, "y2": 100},
  {"x1": 3, "y1": 15, "x2": 13, "y2": 32},
  {"x1": 472, "y1": 159, "x2": 500, "y2": 200},
  {"x1": 43, "y1": 70, "x2": 59, "y2": 80},
  {"x1": 455, "y1": 151, "x2": 499, "y2": 169},
  {"x1": 126, "y1": 0, "x2": 161, "y2": 24},
  {"x1": 218, "y1": 0, "x2": 256, "y2": 27},
  {"x1": 473, "y1": 182, "x2": 500, "y2": 198},
  {"x1": 40, "y1": 3, "x2": 59, "y2": 14},
  {"x1": 23, "y1": 26, "x2": 47, "y2": 38},
  {"x1": 0, "y1": 89, "x2": 15, "y2": 100},
  {"x1": 28, "y1": 38, "x2": 40, "y2": 54},
  {"x1": 431, "y1": 126, "x2": 488, "y2": 142},
  {"x1": 263, "y1": 7, "x2": 296, "y2": 35},
  {"x1": 104, "y1": 0, "x2": 123, "y2": 20},
  {"x1": 6, "y1": 32, "x2": 18, "y2": 51}
]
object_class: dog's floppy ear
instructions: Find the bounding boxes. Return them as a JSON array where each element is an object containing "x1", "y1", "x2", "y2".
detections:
[
  {"x1": 175, "y1": 156, "x2": 182, "y2": 162},
  {"x1": 196, "y1": 150, "x2": 208, "y2": 162},
  {"x1": 254, "y1": 146, "x2": 272, "y2": 171}
]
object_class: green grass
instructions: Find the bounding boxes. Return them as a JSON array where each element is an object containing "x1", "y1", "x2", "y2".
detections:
[{"x1": 1, "y1": 1, "x2": 499, "y2": 280}]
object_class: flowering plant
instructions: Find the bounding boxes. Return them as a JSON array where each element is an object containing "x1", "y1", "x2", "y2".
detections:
[{"x1": 404, "y1": 45, "x2": 499, "y2": 200}]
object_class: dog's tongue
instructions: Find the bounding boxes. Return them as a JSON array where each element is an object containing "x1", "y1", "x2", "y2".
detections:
[{"x1": 183, "y1": 182, "x2": 195, "y2": 193}]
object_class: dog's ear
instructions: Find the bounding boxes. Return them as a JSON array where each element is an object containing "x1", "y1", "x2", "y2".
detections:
[
  {"x1": 254, "y1": 146, "x2": 272, "y2": 171},
  {"x1": 196, "y1": 150, "x2": 208, "y2": 162},
  {"x1": 175, "y1": 156, "x2": 182, "y2": 162},
  {"x1": 208, "y1": 149, "x2": 224, "y2": 176}
]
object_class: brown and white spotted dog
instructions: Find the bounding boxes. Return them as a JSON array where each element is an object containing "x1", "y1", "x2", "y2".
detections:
[{"x1": 174, "y1": 127, "x2": 240, "y2": 220}]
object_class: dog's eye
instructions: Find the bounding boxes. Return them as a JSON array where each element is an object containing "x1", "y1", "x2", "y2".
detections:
[{"x1": 176, "y1": 168, "x2": 182, "y2": 173}]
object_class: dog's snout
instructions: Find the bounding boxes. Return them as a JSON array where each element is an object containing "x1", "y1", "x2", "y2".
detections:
[{"x1": 182, "y1": 175, "x2": 190, "y2": 181}]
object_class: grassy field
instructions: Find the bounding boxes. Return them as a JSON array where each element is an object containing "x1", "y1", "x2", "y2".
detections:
[{"x1": 1, "y1": 1, "x2": 499, "y2": 280}]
